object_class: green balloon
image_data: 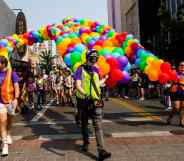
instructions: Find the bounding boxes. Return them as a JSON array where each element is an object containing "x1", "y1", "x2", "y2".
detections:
[
  {"x1": 107, "y1": 30, "x2": 115, "y2": 38},
  {"x1": 71, "y1": 51, "x2": 81, "y2": 65},
  {"x1": 139, "y1": 62, "x2": 147, "y2": 71},
  {"x1": 99, "y1": 49, "x2": 111, "y2": 56},
  {"x1": 80, "y1": 19, "x2": 85, "y2": 25},
  {"x1": 69, "y1": 33, "x2": 77, "y2": 38},
  {"x1": 112, "y1": 48, "x2": 125, "y2": 56},
  {"x1": 140, "y1": 51, "x2": 148, "y2": 62}
]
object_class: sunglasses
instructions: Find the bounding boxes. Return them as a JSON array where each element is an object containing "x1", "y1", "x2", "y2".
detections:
[{"x1": 89, "y1": 56, "x2": 98, "y2": 63}]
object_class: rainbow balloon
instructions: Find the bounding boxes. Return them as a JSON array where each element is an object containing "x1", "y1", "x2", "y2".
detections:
[{"x1": 0, "y1": 17, "x2": 177, "y2": 87}]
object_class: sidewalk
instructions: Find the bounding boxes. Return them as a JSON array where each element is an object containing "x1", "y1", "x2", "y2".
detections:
[{"x1": 3, "y1": 135, "x2": 184, "y2": 161}]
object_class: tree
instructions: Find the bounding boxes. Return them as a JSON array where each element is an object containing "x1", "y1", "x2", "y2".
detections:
[{"x1": 39, "y1": 50, "x2": 56, "y2": 74}]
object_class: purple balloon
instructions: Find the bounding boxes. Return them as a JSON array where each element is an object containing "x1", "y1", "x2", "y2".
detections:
[
  {"x1": 79, "y1": 28, "x2": 85, "y2": 35},
  {"x1": 100, "y1": 35, "x2": 107, "y2": 41},
  {"x1": 67, "y1": 47, "x2": 74, "y2": 53},
  {"x1": 118, "y1": 56, "x2": 128, "y2": 69},
  {"x1": 119, "y1": 71, "x2": 130, "y2": 83}
]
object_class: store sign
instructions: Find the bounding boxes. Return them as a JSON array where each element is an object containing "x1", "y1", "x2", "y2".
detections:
[{"x1": 15, "y1": 12, "x2": 27, "y2": 57}]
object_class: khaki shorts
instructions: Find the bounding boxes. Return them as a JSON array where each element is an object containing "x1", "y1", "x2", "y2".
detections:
[{"x1": 0, "y1": 103, "x2": 7, "y2": 113}]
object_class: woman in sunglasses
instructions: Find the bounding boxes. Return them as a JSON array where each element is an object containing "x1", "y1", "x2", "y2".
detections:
[{"x1": 167, "y1": 61, "x2": 184, "y2": 126}]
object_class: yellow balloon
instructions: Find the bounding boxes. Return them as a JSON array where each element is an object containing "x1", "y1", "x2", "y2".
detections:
[
  {"x1": 146, "y1": 57, "x2": 155, "y2": 65},
  {"x1": 73, "y1": 62, "x2": 82, "y2": 72},
  {"x1": 81, "y1": 50, "x2": 87, "y2": 63}
]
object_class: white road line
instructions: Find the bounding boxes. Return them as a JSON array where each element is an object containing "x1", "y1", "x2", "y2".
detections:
[
  {"x1": 14, "y1": 119, "x2": 113, "y2": 126},
  {"x1": 10, "y1": 131, "x2": 175, "y2": 141},
  {"x1": 39, "y1": 134, "x2": 82, "y2": 141},
  {"x1": 111, "y1": 131, "x2": 172, "y2": 138},
  {"x1": 123, "y1": 117, "x2": 153, "y2": 122},
  {"x1": 30, "y1": 100, "x2": 54, "y2": 122}
]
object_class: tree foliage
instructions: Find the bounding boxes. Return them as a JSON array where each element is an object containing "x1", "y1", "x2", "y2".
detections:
[{"x1": 39, "y1": 50, "x2": 56, "y2": 74}]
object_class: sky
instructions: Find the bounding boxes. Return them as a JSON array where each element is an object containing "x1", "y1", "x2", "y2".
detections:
[{"x1": 5, "y1": 0, "x2": 108, "y2": 31}]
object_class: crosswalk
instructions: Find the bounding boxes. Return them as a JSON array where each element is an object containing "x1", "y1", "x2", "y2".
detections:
[{"x1": 11, "y1": 98, "x2": 184, "y2": 142}]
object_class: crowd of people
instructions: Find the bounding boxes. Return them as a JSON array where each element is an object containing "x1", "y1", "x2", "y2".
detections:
[
  {"x1": 23, "y1": 65, "x2": 75, "y2": 111},
  {"x1": 0, "y1": 50, "x2": 183, "y2": 161}
]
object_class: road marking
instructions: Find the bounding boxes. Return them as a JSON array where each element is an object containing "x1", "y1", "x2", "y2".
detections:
[
  {"x1": 39, "y1": 134, "x2": 82, "y2": 141},
  {"x1": 31, "y1": 100, "x2": 54, "y2": 122},
  {"x1": 10, "y1": 130, "x2": 175, "y2": 141},
  {"x1": 111, "y1": 98, "x2": 162, "y2": 121},
  {"x1": 13, "y1": 119, "x2": 113, "y2": 126},
  {"x1": 123, "y1": 117, "x2": 152, "y2": 122},
  {"x1": 111, "y1": 131, "x2": 172, "y2": 138}
]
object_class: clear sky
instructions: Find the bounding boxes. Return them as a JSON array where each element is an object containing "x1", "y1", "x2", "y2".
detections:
[{"x1": 5, "y1": 0, "x2": 108, "y2": 31}]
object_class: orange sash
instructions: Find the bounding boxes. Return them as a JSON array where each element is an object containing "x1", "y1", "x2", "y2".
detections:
[{"x1": 1, "y1": 69, "x2": 14, "y2": 104}]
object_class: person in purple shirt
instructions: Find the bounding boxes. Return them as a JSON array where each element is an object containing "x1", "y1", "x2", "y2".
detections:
[
  {"x1": 0, "y1": 56, "x2": 20, "y2": 156},
  {"x1": 74, "y1": 50, "x2": 111, "y2": 161}
]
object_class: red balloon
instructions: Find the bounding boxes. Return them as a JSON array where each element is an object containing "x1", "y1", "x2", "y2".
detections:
[
  {"x1": 23, "y1": 33, "x2": 29, "y2": 39},
  {"x1": 106, "y1": 57, "x2": 119, "y2": 69},
  {"x1": 95, "y1": 40, "x2": 104, "y2": 46},
  {"x1": 106, "y1": 78, "x2": 117, "y2": 88},
  {"x1": 130, "y1": 43, "x2": 139, "y2": 50},
  {"x1": 110, "y1": 69, "x2": 123, "y2": 81},
  {"x1": 169, "y1": 70, "x2": 177, "y2": 81},
  {"x1": 159, "y1": 72, "x2": 169, "y2": 84},
  {"x1": 160, "y1": 62, "x2": 171, "y2": 73}
]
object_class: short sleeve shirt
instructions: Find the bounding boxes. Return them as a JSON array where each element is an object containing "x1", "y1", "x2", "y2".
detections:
[
  {"x1": 73, "y1": 65, "x2": 99, "y2": 81},
  {"x1": 0, "y1": 71, "x2": 19, "y2": 85}
]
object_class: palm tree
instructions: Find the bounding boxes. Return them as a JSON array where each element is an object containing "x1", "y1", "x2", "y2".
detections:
[{"x1": 39, "y1": 50, "x2": 57, "y2": 74}]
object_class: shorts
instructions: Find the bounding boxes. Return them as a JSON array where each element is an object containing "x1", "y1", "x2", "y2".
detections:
[
  {"x1": 170, "y1": 92, "x2": 184, "y2": 101},
  {"x1": 0, "y1": 103, "x2": 7, "y2": 113}
]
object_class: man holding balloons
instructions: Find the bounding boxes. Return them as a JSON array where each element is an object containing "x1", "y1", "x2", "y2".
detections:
[{"x1": 74, "y1": 49, "x2": 111, "y2": 161}]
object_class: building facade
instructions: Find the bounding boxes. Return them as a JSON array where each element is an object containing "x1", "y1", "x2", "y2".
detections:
[
  {"x1": 107, "y1": 0, "x2": 140, "y2": 37},
  {"x1": 0, "y1": 0, "x2": 16, "y2": 36}
]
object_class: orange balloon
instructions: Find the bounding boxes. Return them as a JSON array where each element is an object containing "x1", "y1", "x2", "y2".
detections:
[
  {"x1": 148, "y1": 70, "x2": 159, "y2": 81},
  {"x1": 71, "y1": 37, "x2": 81, "y2": 45},
  {"x1": 103, "y1": 40, "x2": 113, "y2": 47},
  {"x1": 97, "y1": 56, "x2": 106, "y2": 66},
  {"x1": 93, "y1": 45, "x2": 102, "y2": 51}
]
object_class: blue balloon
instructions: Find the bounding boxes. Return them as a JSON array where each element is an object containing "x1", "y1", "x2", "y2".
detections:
[
  {"x1": 124, "y1": 63, "x2": 131, "y2": 72},
  {"x1": 74, "y1": 44, "x2": 86, "y2": 52},
  {"x1": 0, "y1": 39, "x2": 8, "y2": 47},
  {"x1": 135, "y1": 58, "x2": 141, "y2": 66},
  {"x1": 64, "y1": 53, "x2": 72, "y2": 67}
]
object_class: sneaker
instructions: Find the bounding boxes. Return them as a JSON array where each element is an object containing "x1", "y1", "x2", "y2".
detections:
[
  {"x1": 1, "y1": 142, "x2": 8, "y2": 157},
  {"x1": 139, "y1": 97, "x2": 145, "y2": 101},
  {"x1": 97, "y1": 149, "x2": 111, "y2": 161},
  {"x1": 124, "y1": 96, "x2": 129, "y2": 99},
  {"x1": 7, "y1": 135, "x2": 13, "y2": 145},
  {"x1": 165, "y1": 106, "x2": 172, "y2": 111}
]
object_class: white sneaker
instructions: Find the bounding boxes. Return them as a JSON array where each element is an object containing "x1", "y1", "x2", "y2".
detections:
[
  {"x1": 139, "y1": 97, "x2": 145, "y2": 101},
  {"x1": 165, "y1": 106, "x2": 172, "y2": 111},
  {"x1": 2, "y1": 142, "x2": 8, "y2": 156},
  {"x1": 124, "y1": 96, "x2": 129, "y2": 99},
  {"x1": 7, "y1": 135, "x2": 13, "y2": 145}
]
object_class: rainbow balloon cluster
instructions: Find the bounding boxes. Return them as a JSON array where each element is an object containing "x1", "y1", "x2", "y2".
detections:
[{"x1": 0, "y1": 17, "x2": 177, "y2": 87}]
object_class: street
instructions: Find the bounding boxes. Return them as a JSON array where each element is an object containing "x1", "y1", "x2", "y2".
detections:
[{"x1": 3, "y1": 98, "x2": 184, "y2": 161}]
